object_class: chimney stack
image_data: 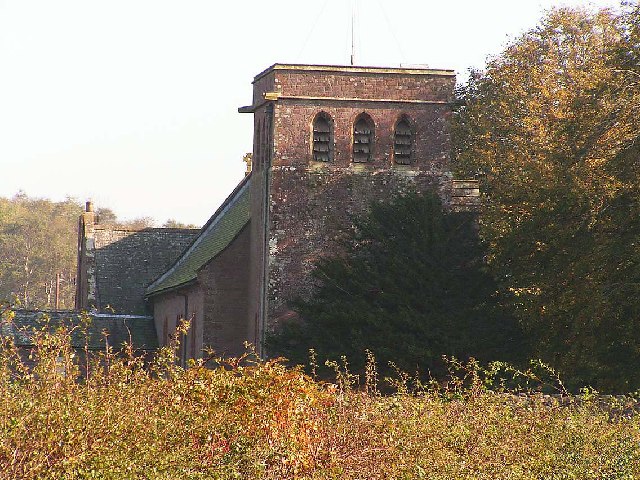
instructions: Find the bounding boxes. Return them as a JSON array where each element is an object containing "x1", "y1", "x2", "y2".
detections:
[{"x1": 76, "y1": 200, "x2": 97, "y2": 310}]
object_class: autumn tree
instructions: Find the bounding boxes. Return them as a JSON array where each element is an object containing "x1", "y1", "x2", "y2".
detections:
[{"x1": 454, "y1": 5, "x2": 640, "y2": 391}]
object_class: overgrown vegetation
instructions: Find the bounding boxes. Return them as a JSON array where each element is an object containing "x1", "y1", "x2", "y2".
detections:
[
  {"x1": 454, "y1": 4, "x2": 640, "y2": 392},
  {"x1": 0, "y1": 308, "x2": 638, "y2": 479}
]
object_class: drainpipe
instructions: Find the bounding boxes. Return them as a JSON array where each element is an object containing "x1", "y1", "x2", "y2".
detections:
[{"x1": 259, "y1": 102, "x2": 274, "y2": 357}]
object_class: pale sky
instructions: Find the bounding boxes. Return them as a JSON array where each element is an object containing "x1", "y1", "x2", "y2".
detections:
[{"x1": 0, "y1": 0, "x2": 623, "y2": 225}]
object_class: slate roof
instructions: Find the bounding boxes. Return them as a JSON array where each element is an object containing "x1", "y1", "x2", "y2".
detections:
[
  {"x1": 146, "y1": 175, "x2": 251, "y2": 297},
  {"x1": 3, "y1": 310, "x2": 158, "y2": 351},
  {"x1": 92, "y1": 227, "x2": 200, "y2": 315}
]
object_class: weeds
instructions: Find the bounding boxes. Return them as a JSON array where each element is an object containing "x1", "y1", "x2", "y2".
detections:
[{"x1": 0, "y1": 310, "x2": 638, "y2": 479}]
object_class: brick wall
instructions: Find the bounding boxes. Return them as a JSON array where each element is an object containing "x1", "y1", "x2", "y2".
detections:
[
  {"x1": 253, "y1": 65, "x2": 454, "y2": 102},
  {"x1": 245, "y1": 64, "x2": 457, "y2": 333},
  {"x1": 199, "y1": 223, "x2": 252, "y2": 357}
]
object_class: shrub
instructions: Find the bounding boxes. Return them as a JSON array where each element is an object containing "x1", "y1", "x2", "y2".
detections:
[
  {"x1": 0, "y1": 313, "x2": 638, "y2": 479},
  {"x1": 268, "y1": 192, "x2": 526, "y2": 381}
]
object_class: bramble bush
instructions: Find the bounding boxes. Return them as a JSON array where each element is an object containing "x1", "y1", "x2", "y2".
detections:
[{"x1": 0, "y1": 308, "x2": 638, "y2": 479}]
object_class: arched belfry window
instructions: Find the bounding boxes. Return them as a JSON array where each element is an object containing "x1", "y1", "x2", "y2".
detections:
[
  {"x1": 353, "y1": 114, "x2": 374, "y2": 163},
  {"x1": 312, "y1": 113, "x2": 332, "y2": 162},
  {"x1": 394, "y1": 117, "x2": 412, "y2": 164}
]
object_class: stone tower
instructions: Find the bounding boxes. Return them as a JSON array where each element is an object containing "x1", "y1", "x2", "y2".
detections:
[{"x1": 239, "y1": 64, "x2": 459, "y2": 354}]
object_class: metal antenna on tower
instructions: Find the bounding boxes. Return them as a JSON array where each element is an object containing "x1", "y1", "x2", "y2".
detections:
[{"x1": 350, "y1": 0, "x2": 356, "y2": 65}]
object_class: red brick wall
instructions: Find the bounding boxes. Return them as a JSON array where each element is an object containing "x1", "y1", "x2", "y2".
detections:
[
  {"x1": 198, "y1": 223, "x2": 252, "y2": 357},
  {"x1": 250, "y1": 65, "x2": 456, "y2": 329},
  {"x1": 273, "y1": 102, "x2": 451, "y2": 169},
  {"x1": 273, "y1": 68, "x2": 453, "y2": 102}
]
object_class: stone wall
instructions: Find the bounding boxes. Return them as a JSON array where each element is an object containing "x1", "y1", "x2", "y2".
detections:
[
  {"x1": 75, "y1": 204, "x2": 200, "y2": 315},
  {"x1": 92, "y1": 227, "x2": 198, "y2": 315}
]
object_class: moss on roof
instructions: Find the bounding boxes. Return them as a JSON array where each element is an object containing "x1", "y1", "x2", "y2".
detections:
[{"x1": 146, "y1": 177, "x2": 250, "y2": 297}]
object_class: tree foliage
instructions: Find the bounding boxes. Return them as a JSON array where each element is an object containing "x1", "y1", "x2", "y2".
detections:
[
  {"x1": 95, "y1": 207, "x2": 156, "y2": 229},
  {"x1": 269, "y1": 192, "x2": 525, "y2": 379},
  {"x1": 162, "y1": 218, "x2": 199, "y2": 229},
  {"x1": 454, "y1": 5, "x2": 640, "y2": 391},
  {"x1": 0, "y1": 193, "x2": 82, "y2": 309}
]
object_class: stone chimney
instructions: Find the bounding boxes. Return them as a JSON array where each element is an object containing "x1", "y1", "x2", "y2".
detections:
[{"x1": 75, "y1": 200, "x2": 98, "y2": 310}]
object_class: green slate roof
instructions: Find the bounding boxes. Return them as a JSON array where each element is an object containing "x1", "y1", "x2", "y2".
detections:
[
  {"x1": 146, "y1": 176, "x2": 251, "y2": 297},
  {"x1": 3, "y1": 310, "x2": 158, "y2": 351}
]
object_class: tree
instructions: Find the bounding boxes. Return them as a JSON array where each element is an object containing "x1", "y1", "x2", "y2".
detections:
[
  {"x1": 0, "y1": 194, "x2": 82, "y2": 309},
  {"x1": 268, "y1": 192, "x2": 525, "y2": 379},
  {"x1": 95, "y1": 208, "x2": 156, "y2": 229},
  {"x1": 118, "y1": 217, "x2": 156, "y2": 229},
  {"x1": 453, "y1": 6, "x2": 640, "y2": 391},
  {"x1": 162, "y1": 219, "x2": 198, "y2": 229},
  {"x1": 95, "y1": 207, "x2": 118, "y2": 224}
]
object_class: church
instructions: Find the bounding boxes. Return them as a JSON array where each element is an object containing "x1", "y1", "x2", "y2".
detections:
[{"x1": 71, "y1": 63, "x2": 478, "y2": 362}]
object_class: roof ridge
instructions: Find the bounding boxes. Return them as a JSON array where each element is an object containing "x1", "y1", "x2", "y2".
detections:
[{"x1": 145, "y1": 175, "x2": 251, "y2": 297}]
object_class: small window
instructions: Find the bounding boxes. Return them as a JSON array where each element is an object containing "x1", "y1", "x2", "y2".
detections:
[
  {"x1": 312, "y1": 114, "x2": 332, "y2": 162},
  {"x1": 180, "y1": 332, "x2": 188, "y2": 367},
  {"x1": 394, "y1": 118, "x2": 412, "y2": 164},
  {"x1": 353, "y1": 114, "x2": 374, "y2": 163}
]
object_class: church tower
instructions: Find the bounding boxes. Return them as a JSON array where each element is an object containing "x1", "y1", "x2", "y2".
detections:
[{"x1": 239, "y1": 64, "x2": 459, "y2": 354}]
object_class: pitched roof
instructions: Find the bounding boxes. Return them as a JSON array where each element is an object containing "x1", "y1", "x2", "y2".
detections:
[
  {"x1": 3, "y1": 310, "x2": 158, "y2": 351},
  {"x1": 145, "y1": 175, "x2": 251, "y2": 297}
]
